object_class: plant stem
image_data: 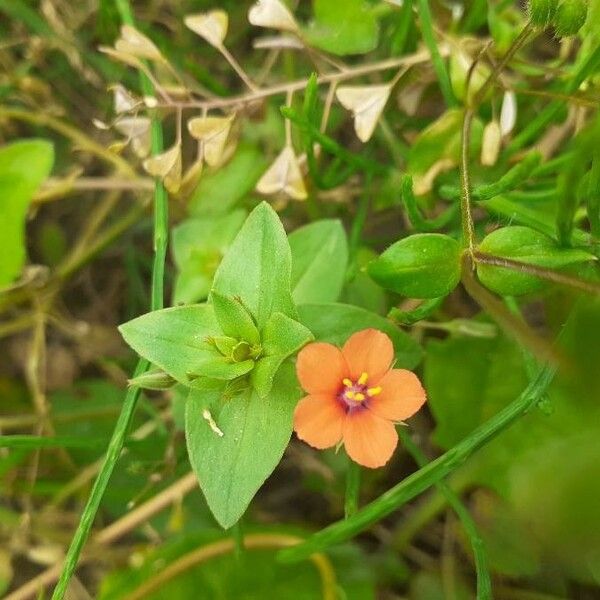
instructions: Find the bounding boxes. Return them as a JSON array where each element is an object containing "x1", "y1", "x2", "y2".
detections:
[
  {"x1": 460, "y1": 108, "x2": 477, "y2": 252},
  {"x1": 277, "y1": 361, "x2": 555, "y2": 563},
  {"x1": 400, "y1": 430, "x2": 492, "y2": 599},
  {"x1": 344, "y1": 459, "x2": 361, "y2": 519},
  {"x1": 459, "y1": 23, "x2": 534, "y2": 252},
  {"x1": 50, "y1": 1, "x2": 169, "y2": 597},
  {"x1": 416, "y1": 0, "x2": 456, "y2": 107},
  {"x1": 232, "y1": 520, "x2": 245, "y2": 559},
  {"x1": 153, "y1": 49, "x2": 447, "y2": 111}
]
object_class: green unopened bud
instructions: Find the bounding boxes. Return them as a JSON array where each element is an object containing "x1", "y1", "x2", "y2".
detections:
[
  {"x1": 128, "y1": 369, "x2": 176, "y2": 390},
  {"x1": 553, "y1": 0, "x2": 588, "y2": 37},
  {"x1": 206, "y1": 335, "x2": 237, "y2": 357},
  {"x1": 528, "y1": 0, "x2": 558, "y2": 27},
  {"x1": 232, "y1": 341, "x2": 251, "y2": 362}
]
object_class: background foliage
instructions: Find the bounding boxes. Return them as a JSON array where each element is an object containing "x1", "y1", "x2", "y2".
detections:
[{"x1": 1, "y1": 0, "x2": 599, "y2": 598}]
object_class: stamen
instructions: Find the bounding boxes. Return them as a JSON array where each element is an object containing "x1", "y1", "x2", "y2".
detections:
[
  {"x1": 367, "y1": 386, "x2": 382, "y2": 397},
  {"x1": 354, "y1": 392, "x2": 365, "y2": 401},
  {"x1": 342, "y1": 378, "x2": 353, "y2": 387},
  {"x1": 358, "y1": 372, "x2": 369, "y2": 385},
  {"x1": 345, "y1": 390, "x2": 356, "y2": 399}
]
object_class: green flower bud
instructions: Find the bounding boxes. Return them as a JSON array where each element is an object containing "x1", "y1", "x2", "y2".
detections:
[
  {"x1": 528, "y1": 0, "x2": 558, "y2": 27},
  {"x1": 128, "y1": 368, "x2": 176, "y2": 390},
  {"x1": 553, "y1": 0, "x2": 588, "y2": 37},
  {"x1": 232, "y1": 341, "x2": 251, "y2": 362}
]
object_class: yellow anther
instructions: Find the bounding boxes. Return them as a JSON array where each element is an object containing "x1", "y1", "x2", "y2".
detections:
[
  {"x1": 345, "y1": 390, "x2": 356, "y2": 399},
  {"x1": 367, "y1": 386, "x2": 382, "y2": 397},
  {"x1": 342, "y1": 378, "x2": 353, "y2": 387},
  {"x1": 354, "y1": 392, "x2": 365, "y2": 402},
  {"x1": 357, "y1": 372, "x2": 369, "y2": 385}
]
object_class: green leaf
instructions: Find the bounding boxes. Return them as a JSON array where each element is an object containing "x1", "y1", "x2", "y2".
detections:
[
  {"x1": 189, "y1": 146, "x2": 267, "y2": 215},
  {"x1": 289, "y1": 219, "x2": 348, "y2": 304},
  {"x1": 368, "y1": 234, "x2": 462, "y2": 299},
  {"x1": 212, "y1": 202, "x2": 296, "y2": 328},
  {"x1": 172, "y1": 210, "x2": 246, "y2": 304},
  {"x1": 210, "y1": 291, "x2": 260, "y2": 345},
  {"x1": 298, "y1": 302, "x2": 423, "y2": 369},
  {"x1": 341, "y1": 247, "x2": 387, "y2": 313},
  {"x1": 0, "y1": 139, "x2": 54, "y2": 285},
  {"x1": 303, "y1": 0, "x2": 380, "y2": 56},
  {"x1": 477, "y1": 226, "x2": 595, "y2": 295},
  {"x1": 119, "y1": 304, "x2": 253, "y2": 385},
  {"x1": 185, "y1": 362, "x2": 300, "y2": 528},
  {"x1": 252, "y1": 312, "x2": 313, "y2": 397}
]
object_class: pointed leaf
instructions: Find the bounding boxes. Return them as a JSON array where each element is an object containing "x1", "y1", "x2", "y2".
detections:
[
  {"x1": 212, "y1": 202, "x2": 296, "y2": 327},
  {"x1": 210, "y1": 291, "x2": 260, "y2": 345},
  {"x1": 252, "y1": 312, "x2": 313, "y2": 397},
  {"x1": 118, "y1": 304, "x2": 253, "y2": 385},
  {"x1": 185, "y1": 362, "x2": 300, "y2": 528}
]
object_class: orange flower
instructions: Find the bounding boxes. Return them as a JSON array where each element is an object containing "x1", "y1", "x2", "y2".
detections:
[{"x1": 293, "y1": 328, "x2": 426, "y2": 469}]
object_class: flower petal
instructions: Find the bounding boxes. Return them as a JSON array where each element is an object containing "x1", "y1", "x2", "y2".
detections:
[
  {"x1": 293, "y1": 394, "x2": 345, "y2": 449},
  {"x1": 342, "y1": 329, "x2": 394, "y2": 383},
  {"x1": 343, "y1": 409, "x2": 398, "y2": 468},
  {"x1": 296, "y1": 342, "x2": 348, "y2": 394},
  {"x1": 368, "y1": 369, "x2": 427, "y2": 422}
]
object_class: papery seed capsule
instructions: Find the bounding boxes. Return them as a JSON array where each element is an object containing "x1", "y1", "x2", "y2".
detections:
[
  {"x1": 528, "y1": 0, "x2": 558, "y2": 27},
  {"x1": 553, "y1": 0, "x2": 588, "y2": 36},
  {"x1": 481, "y1": 120, "x2": 502, "y2": 166}
]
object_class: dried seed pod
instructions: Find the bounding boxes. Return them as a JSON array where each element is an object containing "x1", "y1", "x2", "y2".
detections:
[
  {"x1": 115, "y1": 25, "x2": 163, "y2": 62},
  {"x1": 143, "y1": 144, "x2": 182, "y2": 193},
  {"x1": 481, "y1": 120, "x2": 502, "y2": 166},
  {"x1": 110, "y1": 84, "x2": 137, "y2": 114},
  {"x1": 114, "y1": 116, "x2": 152, "y2": 157},
  {"x1": 184, "y1": 10, "x2": 229, "y2": 47},
  {"x1": 187, "y1": 115, "x2": 234, "y2": 166},
  {"x1": 248, "y1": 0, "x2": 299, "y2": 33},
  {"x1": 335, "y1": 84, "x2": 392, "y2": 143},
  {"x1": 256, "y1": 146, "x2": 307, "y2": 200}
]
